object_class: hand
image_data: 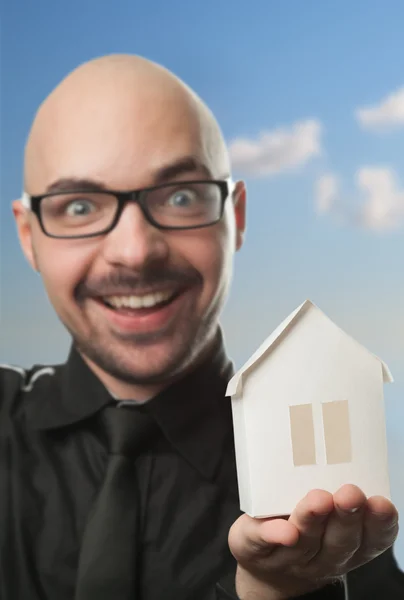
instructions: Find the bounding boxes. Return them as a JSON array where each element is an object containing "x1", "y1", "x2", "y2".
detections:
[{"x1": 228, "y1": 484, "x2": 399, "y2": 600}]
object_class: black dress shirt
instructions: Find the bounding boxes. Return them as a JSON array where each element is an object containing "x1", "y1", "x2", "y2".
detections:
[{"x1": 0, "y1": 330, "x2": 403, "y2": 599}]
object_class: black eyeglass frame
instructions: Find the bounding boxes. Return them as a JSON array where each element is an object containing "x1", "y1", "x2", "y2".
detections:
[{"x1": 22, "y1": 178, "x2": 234, "y2": 239}]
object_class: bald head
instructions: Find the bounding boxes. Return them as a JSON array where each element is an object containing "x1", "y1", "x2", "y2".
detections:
[{"x1": 24, "y1": 54, "x2": 230, "y2": 193}]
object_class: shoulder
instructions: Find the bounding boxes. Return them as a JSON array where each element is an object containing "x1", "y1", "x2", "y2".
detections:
[{"x1": 0, "y1": 361, "x2": 60, "y2": 414}]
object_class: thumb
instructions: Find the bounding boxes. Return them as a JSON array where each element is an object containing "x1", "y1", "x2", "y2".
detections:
[{"x1": 228, "y1": 513, "x2": 299, "y2": 564}]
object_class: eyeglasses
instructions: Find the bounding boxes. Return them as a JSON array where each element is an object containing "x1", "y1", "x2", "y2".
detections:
[{"x1": 21, "y1": 178, "x2": 234, "y2": 239}]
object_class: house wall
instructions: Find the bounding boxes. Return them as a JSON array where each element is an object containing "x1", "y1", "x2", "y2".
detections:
[{"x1": 240, "y1": 305, "x2": 390, "y2": 517}]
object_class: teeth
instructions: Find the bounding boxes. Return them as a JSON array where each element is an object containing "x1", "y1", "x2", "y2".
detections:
[{"x1": 104, "y1": 290, "x2": 174, "y2": 309}]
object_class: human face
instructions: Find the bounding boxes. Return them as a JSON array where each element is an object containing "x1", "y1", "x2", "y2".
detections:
[{"x1": 15, "y1": 85, "x2": 246, "y2": 398}]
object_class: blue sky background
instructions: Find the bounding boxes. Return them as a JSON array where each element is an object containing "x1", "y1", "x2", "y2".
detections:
[{"x1": 2, "y1": 0, "x2": 404, "y2": 566}]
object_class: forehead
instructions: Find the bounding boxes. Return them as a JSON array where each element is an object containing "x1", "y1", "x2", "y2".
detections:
[{"x1": 27, "y1": 88, "x2": 211, "y2": 193}]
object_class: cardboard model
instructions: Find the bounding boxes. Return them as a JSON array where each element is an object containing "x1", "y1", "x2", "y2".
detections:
[{"x1": 226, "y1": 299, "x2": 393, "y2": 518}]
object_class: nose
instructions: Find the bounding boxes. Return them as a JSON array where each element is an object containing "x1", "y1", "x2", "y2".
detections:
[{"x1": 101, "y1": 202, "x2": 169, "y2": 269}]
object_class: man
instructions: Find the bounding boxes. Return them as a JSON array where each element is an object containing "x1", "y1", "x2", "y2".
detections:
[{"x1": 0, "y1": 54, "x2": 402, "y2": 599}]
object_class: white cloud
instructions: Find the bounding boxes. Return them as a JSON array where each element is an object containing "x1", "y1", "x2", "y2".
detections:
[
  {"x1": 356, "y1": 167, "x2": 404, "y2": 230},
  {"x1": 315, "y1": 167, "x2": 404, "y2": 231},
  {"x1": 356, "y1": 87, "x2": 404, "y2": 130},
  {"x1": 229, "y1": 119, "x2": 322, "y2": 176},
  {"x1": 315, "y1": 174, "x2": 338, "y2": 213}
]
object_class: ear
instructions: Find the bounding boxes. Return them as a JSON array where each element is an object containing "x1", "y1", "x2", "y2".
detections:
[
  {"x1": 12, "y1": 199, "x2": 40, "y2": 271},
  {"x1": 232, "y1": 180, "x2": 246, "y2": 251}
]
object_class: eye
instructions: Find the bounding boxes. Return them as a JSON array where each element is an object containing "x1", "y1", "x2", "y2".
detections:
[
  {"x1": 167, "y1": 189, "x2": 199, "y2": 207},
  {"x1": 65, "y1": 199, "x2": 95, "y2": 216}
]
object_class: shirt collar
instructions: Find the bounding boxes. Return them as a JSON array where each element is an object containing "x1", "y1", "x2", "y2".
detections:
[
  {"x1": 27, "y1": 329, "x2": 235, "y2": 481},
  {"x1": 25, "y1": 345, "x2": 112, "y2": 430}
]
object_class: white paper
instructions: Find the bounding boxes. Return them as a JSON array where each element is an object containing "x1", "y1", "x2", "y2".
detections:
[{"x1": 227, "y1": 300, "x2": 392, "y2": 518}]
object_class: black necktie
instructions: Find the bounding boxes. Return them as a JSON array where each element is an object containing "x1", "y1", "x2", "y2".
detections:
[{"x1": 75, "y1": 403, "x2": 158, "y2": 600}]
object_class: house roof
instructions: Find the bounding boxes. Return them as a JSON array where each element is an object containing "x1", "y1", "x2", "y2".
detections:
[{"x1": 226, "y1": 299, "x2": 394, "y2": 397}]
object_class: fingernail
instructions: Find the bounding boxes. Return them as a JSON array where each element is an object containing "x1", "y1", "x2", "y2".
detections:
[{"x1": 347, "y1": 507, "x2": 360, "y2": 514}]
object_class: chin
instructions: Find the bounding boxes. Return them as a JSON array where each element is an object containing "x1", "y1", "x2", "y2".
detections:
[{"x1": 87, "y1": 339, "x2": 190, "y2": 386}]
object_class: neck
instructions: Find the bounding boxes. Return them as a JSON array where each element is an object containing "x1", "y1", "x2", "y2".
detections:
[{"x1": 86, "y1": 362, "x2": 165, "y2": 402}]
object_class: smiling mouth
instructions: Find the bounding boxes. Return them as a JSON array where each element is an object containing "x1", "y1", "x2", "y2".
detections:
[{"x1": 100, "y1": 289, "x2": 182, "y2": 312}]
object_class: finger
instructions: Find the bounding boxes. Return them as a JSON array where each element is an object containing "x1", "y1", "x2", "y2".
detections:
[
  {"x1": 268, "y1": 489, "x2": 334, "y2": 567},
  {"x1": 228, "y1": 513, "x2": 299, "y2": 565},
  {"x1": 315, "y1": 484, "x2": 367, "y2": 568},
  {"x1": 366, "y1": 495, "x2": 398, "y2": 521},
  {"x1": 354, "y1": 496, "x2": 399, "y2": 565},
  {"x1": 289, "y1": 489, "x2": 333, "y2": 556},
  {"x1": 289, "y1": 488, "x2": 334, "y2": 533}
]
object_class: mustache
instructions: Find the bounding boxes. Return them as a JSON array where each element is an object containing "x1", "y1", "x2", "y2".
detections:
[{"x1": 75, "y1": 266, "x2": 202, "y2": 299}]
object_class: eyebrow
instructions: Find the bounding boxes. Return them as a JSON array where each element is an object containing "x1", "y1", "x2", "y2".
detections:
[
  {"x1": 153, "y1": 156, "x2": 212, "y2": 183},
  {"x1": 44, "y1": 156, "x2": 214, "y2": 195},
  {"x1": 45, "y1": 179, "x2": 107, "y2": 194}
]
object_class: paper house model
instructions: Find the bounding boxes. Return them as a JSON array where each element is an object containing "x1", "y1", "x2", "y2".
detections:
[{"x1": 226, "y1": 299, "x2": 393, "y2": 518}]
